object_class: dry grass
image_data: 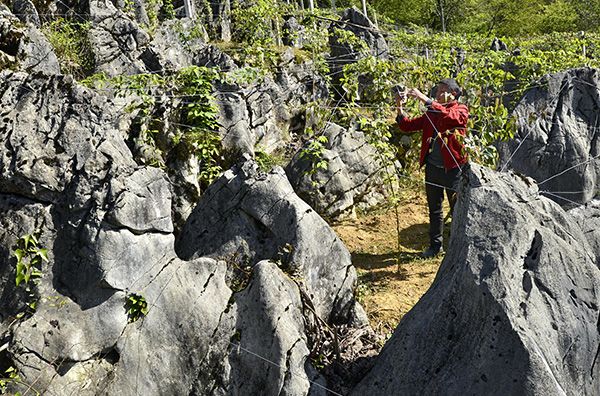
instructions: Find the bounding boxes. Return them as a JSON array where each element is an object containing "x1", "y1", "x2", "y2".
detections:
[{"x1": 333, "y1": 187, "x2": 451, "y2": 340}]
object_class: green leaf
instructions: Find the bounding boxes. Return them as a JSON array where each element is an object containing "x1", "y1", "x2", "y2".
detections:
[
  {"x1": 13, "y1": 248, "x2": 25, "y2": 262},
  {"x1": 37, "y1": 248, "x2": 49, "y2": 262}
]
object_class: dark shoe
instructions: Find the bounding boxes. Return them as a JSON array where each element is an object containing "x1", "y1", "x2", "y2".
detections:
[{"x1": 421, "y1": 246, "x2": 443, "y2": 258}]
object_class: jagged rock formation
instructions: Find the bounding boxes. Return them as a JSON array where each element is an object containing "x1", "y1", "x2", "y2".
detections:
[
  {"x1": 568, "y1": 199, "x2": 600, "y2": 266},
  {"x1": 176, "y1": 155, "x2": 366, "y2": 325},
  {"x1": 141, "y1": 18, "x2": 208, "y2": 72},
  {"x1": 0, "y1": 71, "x2": 366, "y2": 395},
  {"x1": 0, "y1": 5, "x2": 60, "y2": 73},
  {"x1": 217, "y1": 53, "x2": 328, "y2": 155},
  {"x1": 87, "y1": 0, "x2": 152, "y2": 76},
  {"x1": 286, "y1": 122, "x2": 387, "y2": 220},
  {"x1": 328, "y1": 7, "x2": 388, "y2": 94},
  {"x1": 329, "y1": 7, "x2": 388, "y2": 62},
  {"x1": 282, "y1": 16, "x2": 305, "y2": 48},
  {"x1": 497, "y1": 67, "x2": 600, "y2": 206},
  {"x1": 352, "y1": 164, "x2": 600, "y2": 395}
]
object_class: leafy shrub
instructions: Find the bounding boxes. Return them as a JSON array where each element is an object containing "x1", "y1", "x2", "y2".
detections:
[
  {"x1": 0, "y1": 367, "x2": 22, "y2": 395},
  {"x1": 13, "y1": 231, "x2": 48, "y2": 314}
]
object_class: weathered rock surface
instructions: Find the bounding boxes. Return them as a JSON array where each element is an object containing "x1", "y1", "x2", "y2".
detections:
[
  {"x1": 568, "y1": 199, "x2": 600, "y2": 266},
  {"x1": 286, "y1": 122, "x2": 387, "y2": 220},
  {"x1": 328, "y1": 7, "x2": 388, "y2": 94},
  {"x1": 282, "y1": 16, "x2": 305, "y2": 48},
  {"x1": 217, "y1": 57, "x2": 328, "y2": 155},
  {"x1": 0, "y1": 71, "x2": 132, "y2": 203},
  {"x1": 87, "y1": 0, "x2": 151, "y2": 76},
  {"x1": 497, "y1": 67, "x2": 600, "y2": 206},
  {"x1": 0, "y1": 71, "x2": 365, "y2": 395},
  {"x1": 176, "y1": 156, "x2": 365, "y2": 325},
  {"x1": 11, "y1": 0, "x2": 40, "y2": 26},
  {"x1": 0, "y1": 6, "x2": 60, "y2": 73},
  {"x1": 352, "y1": 164, "x2": 600, "y2": 395},
  {"x1": 330, "y1": 7, "x2": 388, "y2": 62},
  {"x1": 141, "y1": 18, "x2": 207, "y2": 72}
]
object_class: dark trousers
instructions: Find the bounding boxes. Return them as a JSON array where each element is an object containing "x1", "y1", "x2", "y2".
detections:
[{"x1": 425, "y1": 164, "x2": 462, "y2": 249}]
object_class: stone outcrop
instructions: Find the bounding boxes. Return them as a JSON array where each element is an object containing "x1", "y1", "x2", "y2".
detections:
[
  {"x1": 217, "y1": 53, "x2": 328, "y2": 155},
  {"x1": 352, "y1": 164, "x2": 600, "y2": 395},
  {"x1": 568, "y1": 199, "x2": 600, "y2": 266},
  {"x1": 87, "y1": 0, "x2": 152, "y2": 76},
  {"x1": 0, "y1": 5, "x2": 60, "y2": 73},
  {"x1": 328, "y1": 7, "x2": 388, "y2": 95},
  {"x1": 0, "y1": 71, "x2": 365, "y2": 395},
  {"x1": 176, "y1": 155, "x2": 366, "y2": 325},
  {"x1": 329, "y1": 7, "x2": 388, "y2": 62},
  {"x1": 286, "y1": 122, "x2": 388, "y2": 220},
  {"x1": 497, "y1": 67, "x2": 600, "y2": 206}
]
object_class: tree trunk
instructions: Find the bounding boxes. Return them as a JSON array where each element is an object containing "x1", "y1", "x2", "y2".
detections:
[
  {"x1": 437, "y1": 0, "x2": 446, "y2": 32},
  {"x1": 361, "y1": 0, "x2": 367, "y2": 19},
  {"x1": 184, "y1": 0, "x2": 195, "y2": 18}
]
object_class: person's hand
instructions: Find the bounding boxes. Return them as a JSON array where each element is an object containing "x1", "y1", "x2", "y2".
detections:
[
  {"x1": 407, "y1": 88, "x2": 430, "y2": 104},
  {"x1": 395, "y1": 93, "x2": 405, "y2": 113}
]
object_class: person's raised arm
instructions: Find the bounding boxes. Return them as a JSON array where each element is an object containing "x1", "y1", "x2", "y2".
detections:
[{"x1": 395, "y1": 89, "x2": 425, "y2": 133}]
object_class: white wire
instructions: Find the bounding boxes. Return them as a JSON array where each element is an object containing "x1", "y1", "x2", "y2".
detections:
[{"x1": 537, "y1": 153, "x2": 600, "y2": 186}]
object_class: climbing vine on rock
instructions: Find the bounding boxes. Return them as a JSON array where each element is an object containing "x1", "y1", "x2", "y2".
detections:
[
  {"x1": 13, "y1": 231, "x2": 48, "y2": 313},
  {"x1": 86, "y1": 66, "x2": 224, "y2": 190}
]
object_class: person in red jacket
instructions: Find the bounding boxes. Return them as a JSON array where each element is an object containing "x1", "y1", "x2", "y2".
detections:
[{"x1": 395, "y1": 78, "x2": 469, "y2": 258}]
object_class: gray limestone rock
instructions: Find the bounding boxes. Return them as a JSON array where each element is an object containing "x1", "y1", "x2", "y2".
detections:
[
  {"x1": 0, "y1": 7, "x2": 60, "y2": 73},
  {"x1": 216, "y1": 61, "x2": 327, "y2": 155},
  {"x1": 106, "y1": 167, "x2": 174, "y2": 234},
  {"x1": 203, "y1": 0, "x2": 231, "y2": 41},
  {"x1": 196, "y1": 43, "x2": 237, "y2": 70},
  {"x1": 282, "y1": 16, "x2": 305, "y2": 48},
  {"x1": 0, "y1": 194, "x2": 53, "y2": 324},
  {"x1": 286, "y1": 122, "x2": 387, "y2": 220},
  {"x1": 113, "y1": 0, "x2": 151, "y2": 25},
  {"x1": 0, "y1": 72, "x2": 366, "y2": 395},
  {"x1": 216, "y1": 78, "x2": 289, "y2": 155},
  {"x1": 87, "y1": 0, "x2": 150, "y2": 76},
  {"x1": 568, "y1": 199, "x2": 600, "y2": 266},
  {"x1": 226, "y1": 260, "x2": 323, "y2": 395},
  {"x1": 352, "y1": 164, "x2": 600, "y2": 395},
  {"x1": 176, "y1": 156, "x2": 364, "y2": 325},
  {"x1": 0, "y1": 71, "x2": 133, "y2": 203},
  {"x1": 331, "y1": 8, "x2": 388, "y2": 60},
  {"x1": 490, "y1": 37, "x2": 508, "y2": 51},
  {"x1": 11, "y1": 0, "x2": 40, "y2": 26},
  {"x1": 139, "y1": 18, "x2": 234, "y2": 73},
  {"x1": 328, "y1": 8, "x2": 388, "y2": 99},
  {"x1": 497, "y1": 67, "x2": 600, "y2": 206}
]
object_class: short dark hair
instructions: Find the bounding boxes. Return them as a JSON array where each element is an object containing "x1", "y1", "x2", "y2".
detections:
[{"x1": 437, "y1": 78, "x2": 462, "y2": 99}]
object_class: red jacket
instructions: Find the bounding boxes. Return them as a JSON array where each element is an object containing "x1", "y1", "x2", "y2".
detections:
[{"x1": 396, "y1": 101, "x2": 469, "y2": 170}]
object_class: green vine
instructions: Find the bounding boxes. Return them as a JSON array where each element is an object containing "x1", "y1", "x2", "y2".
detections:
[
  {"x1": 13, "y1": 231, "x2": 48, "y2": 313},
  {"x1": 0, "y1": 367, "x2": 24, "y2": 396},
  {"x1": 88, "y1": 66, "x2": 223, "y2": 190}
]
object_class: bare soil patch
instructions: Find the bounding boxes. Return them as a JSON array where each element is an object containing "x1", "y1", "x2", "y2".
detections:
[{"x1": 333, "y1": 189, "x2": 448, "y2": 339}]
